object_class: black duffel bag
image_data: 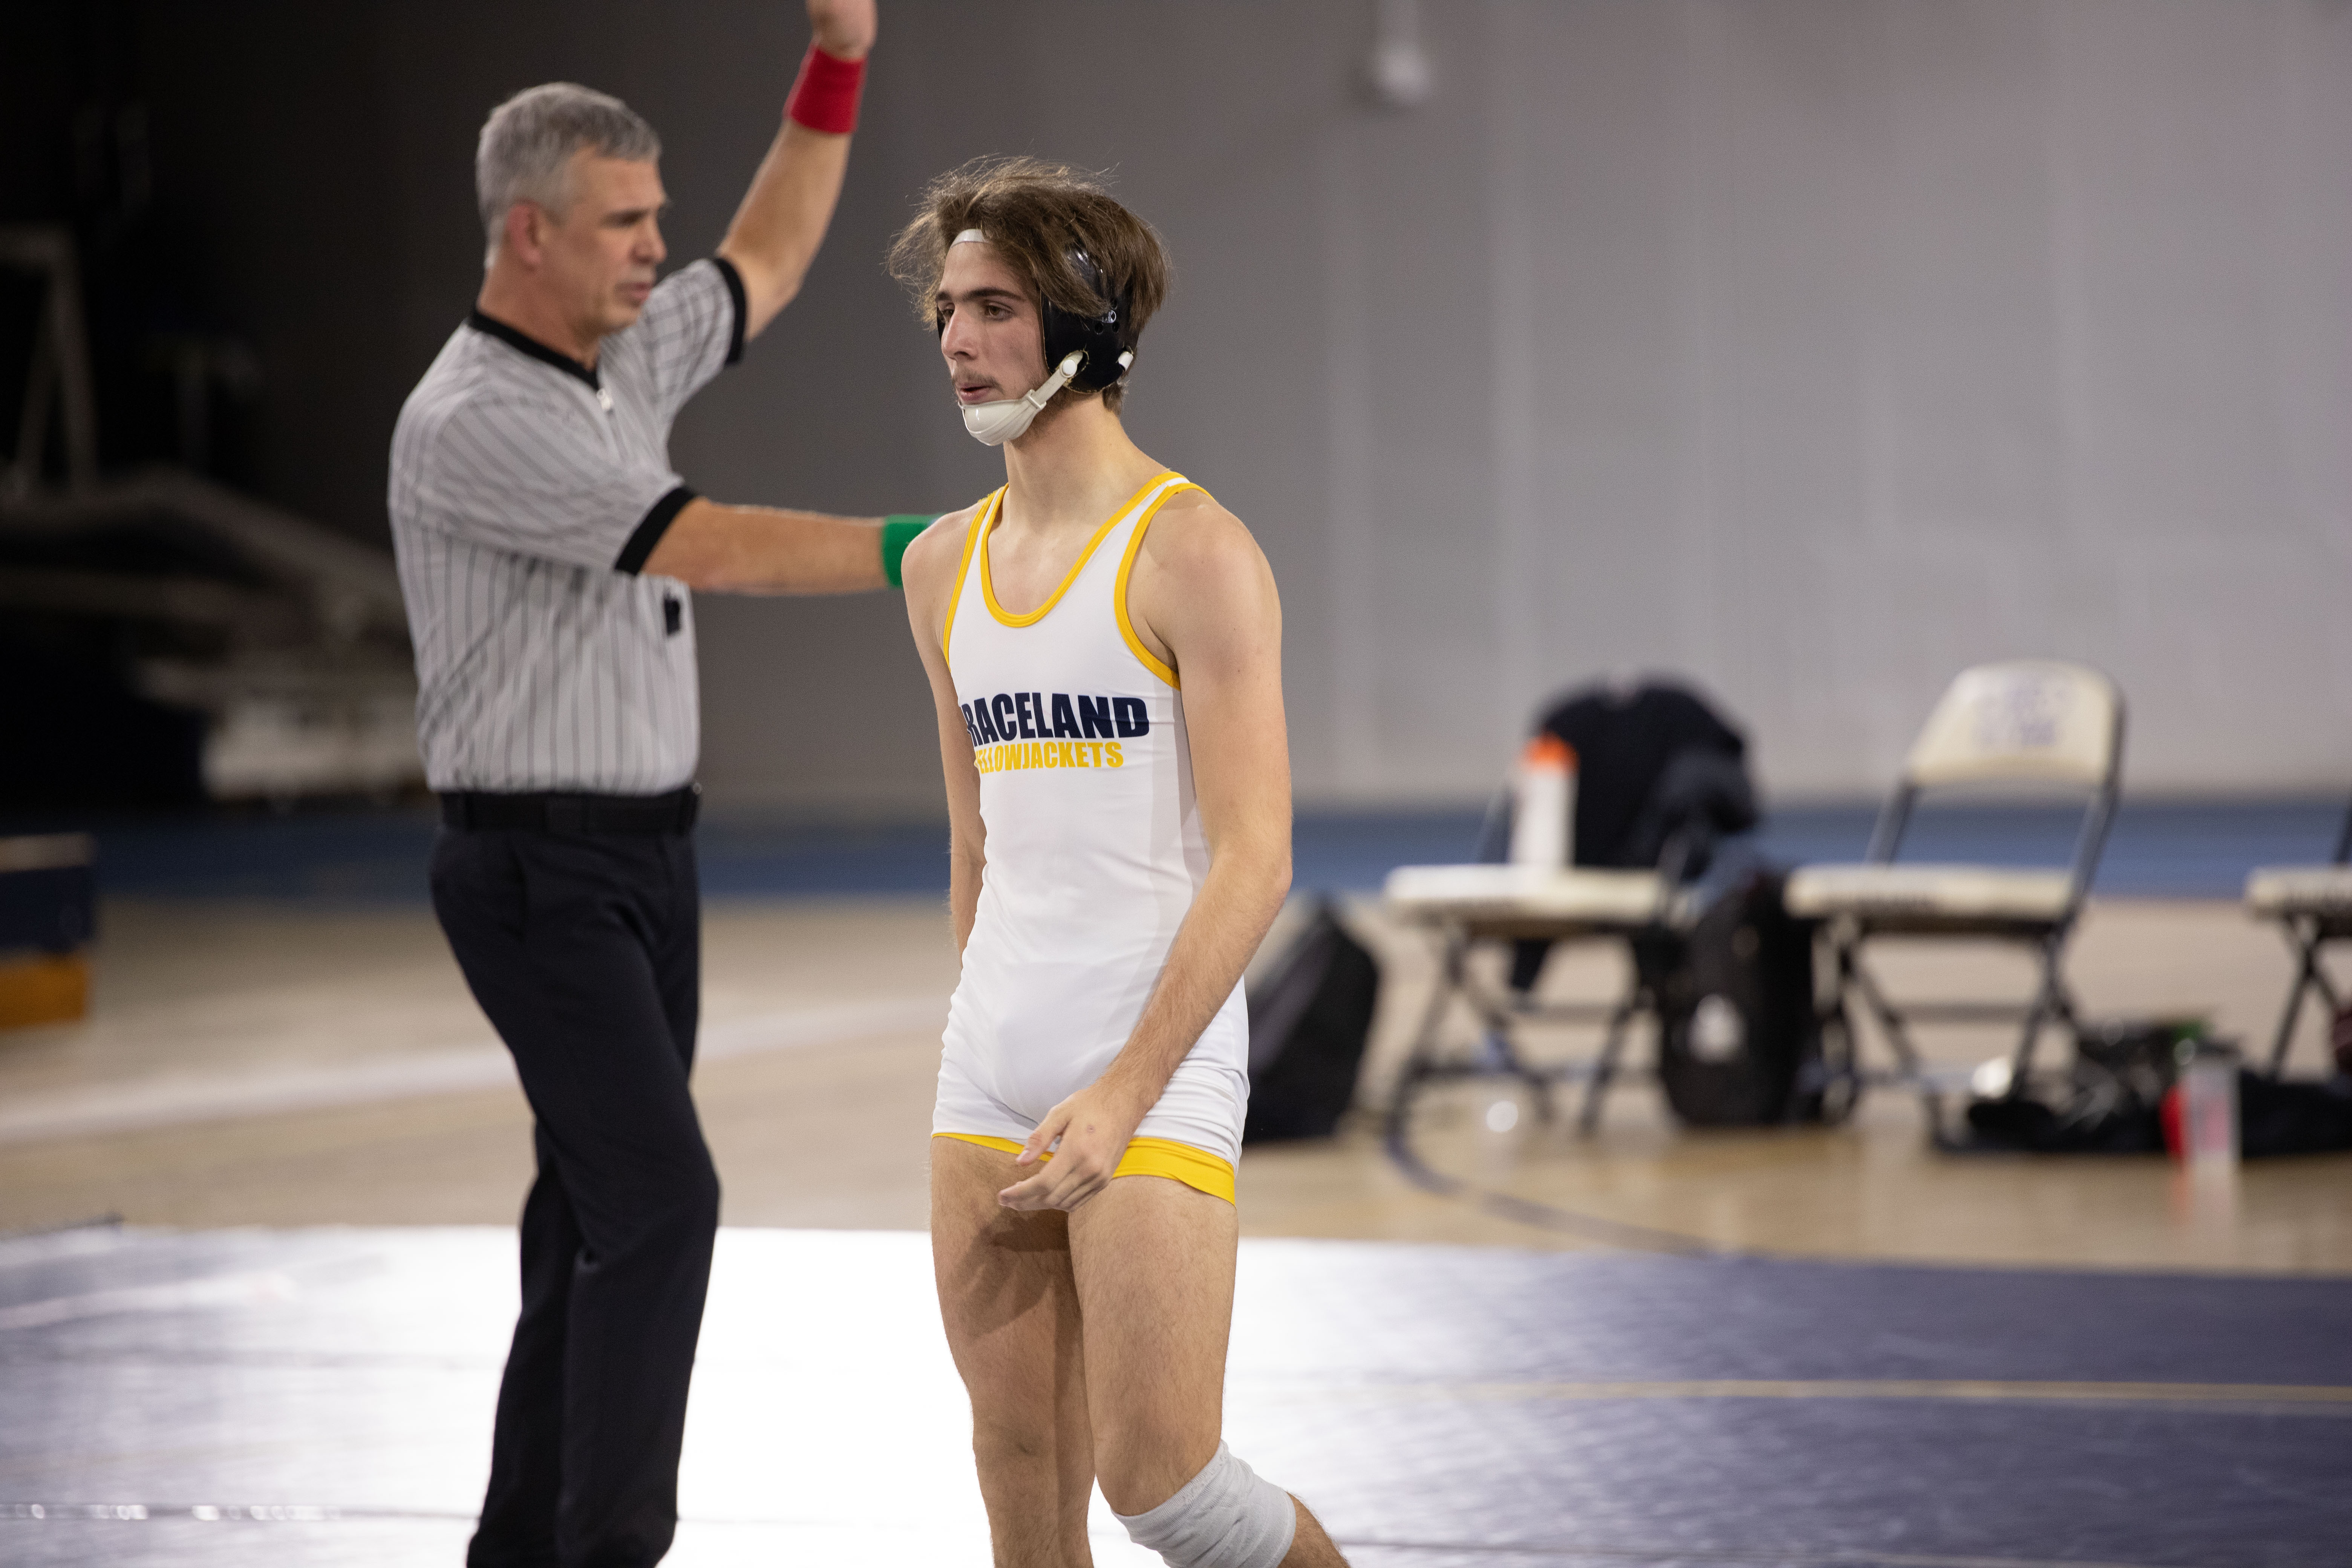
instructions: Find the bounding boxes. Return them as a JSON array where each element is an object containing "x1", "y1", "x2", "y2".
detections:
[
  {"x1": 1644, "y1": 871, "x2": 1828, "y2": 1127},
  {"x1": 1242, "y1": 900, "x2": 1381, "y2": 1144},
  {"x1": 2235, "y1": 1072, "x2": 2352, "y2": 1157}
]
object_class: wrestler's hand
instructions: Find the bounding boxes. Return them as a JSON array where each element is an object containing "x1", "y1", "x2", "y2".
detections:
[
  {"x1": 999, "y1": 1082, "x2": 1150, "y2": 1212},
  {"x1": 809, "y1": 0, "x2": 876, "y2": 60}
]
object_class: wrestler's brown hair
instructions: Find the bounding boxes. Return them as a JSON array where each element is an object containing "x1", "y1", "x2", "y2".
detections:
[{"x1": 887, "y1": 156, "x2": 1170, "y2": 412}]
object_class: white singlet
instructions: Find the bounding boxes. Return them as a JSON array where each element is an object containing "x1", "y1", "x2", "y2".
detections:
[{"x1": 932, "y1": 471, "x2": 1251, "y2": 1183}]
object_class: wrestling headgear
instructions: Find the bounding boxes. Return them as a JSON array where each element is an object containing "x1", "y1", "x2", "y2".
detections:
[{"x1": 948, "y1": 228, "x2": 1137, "y2": 446}]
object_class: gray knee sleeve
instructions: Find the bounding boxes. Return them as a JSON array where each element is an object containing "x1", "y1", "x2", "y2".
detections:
[{"x1": 1114, "y1": 1441, "x2": 1297, "y2": 1568}]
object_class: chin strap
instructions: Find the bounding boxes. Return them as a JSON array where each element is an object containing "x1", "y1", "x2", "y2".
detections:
[{"x1": 960, "y1": 349, "x2": 1133, "y2": 446}]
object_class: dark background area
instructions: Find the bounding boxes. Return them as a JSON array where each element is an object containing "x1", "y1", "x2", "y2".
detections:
[{"x1": 2, "y1": 6, "x2": 397, "y2": 522}]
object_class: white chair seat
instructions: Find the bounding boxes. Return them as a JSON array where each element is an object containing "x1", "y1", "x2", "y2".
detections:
[
  {"x1": 1784, "y1": 864, "x2": 2073, "y2": 923},
  {"x1": 1384, "y1": 864, "x2": 1674, "y2": 927},
  {"x1": 2245, "y1": 865, "x2": 2352, "y2": 917}
]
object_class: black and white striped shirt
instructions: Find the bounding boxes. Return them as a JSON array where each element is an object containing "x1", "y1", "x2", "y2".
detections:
[{"x1": 389, "y1": 258, "x2": 745, "y2": 793}]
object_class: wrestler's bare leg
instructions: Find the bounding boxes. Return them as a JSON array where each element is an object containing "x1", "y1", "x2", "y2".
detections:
[
  {"x1": 933, "y1": 1137, "x2": 1095, "y2": 1568},
  {"x1": 1067, "y1": 1171, "x2": 1348, "y2": 1566},
  {"x1": 934, "y1": 1137, "x2": 1346, "y2": 1567}
]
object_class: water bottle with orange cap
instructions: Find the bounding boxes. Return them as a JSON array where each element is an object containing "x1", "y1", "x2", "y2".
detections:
[{"x1": 1507, "y1": 733, "x2": 1577, "y2": 871}]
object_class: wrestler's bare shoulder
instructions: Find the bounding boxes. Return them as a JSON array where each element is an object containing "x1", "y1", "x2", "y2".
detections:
[
  {"x1": 900, "y1": 502, "x2": 983, "y2": 595},
  {"x1": 901, "y1": 503, "x2": 988, "y2": 653},
  {"x1": 1135, "y1": 487, "x2": 1274, "y2": 601},
  {"x1": 1138, "y1": 487, "x2": 1267, "y2": 574}
]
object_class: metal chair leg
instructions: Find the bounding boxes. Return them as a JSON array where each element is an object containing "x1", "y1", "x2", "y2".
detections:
[
  {"x1": 1576, "y1": 992, "x2": 1642, "y2": 1136},
  {"x1": 1815, "y1": 999, "x2": 1862, "y2": 1124},
  {"x1": 2265, "y1": 919, "x2": 2340, "y2": 1078},
  {"x1": 1843, "y1": 939, "x2": 1950, "y2": 1141},
  {"x1": 1820, "y1": 928, "x2": 1876, "y2": 1059},
  {"x1": 1464, "y1": 941, "x2": 1556, "y2": 1120},
  {"x1": 2004, "y1": 931, "x2": 2071, "y2": 1085},
  {"x1": 1847, "y1": 949, "x2": 1924, "y2": 1079},
  {"x1": 2266, "y1": 933, "x2": 2315, "y2": 1078},
  {"x1": 1387, "y1": 931, "x2": 1470, "y2": 1142},
  {"x1": 1807, "y1": 925, "x2": 1864, "y2": 1121}
]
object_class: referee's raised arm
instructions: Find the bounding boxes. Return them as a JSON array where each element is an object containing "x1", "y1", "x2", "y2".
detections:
[
  {"x1": 638, "y1": 0, "x2": 906, "y2": 594},
  {"x1": 717, "y1": 0, "x2": 874, "y2": 335}
]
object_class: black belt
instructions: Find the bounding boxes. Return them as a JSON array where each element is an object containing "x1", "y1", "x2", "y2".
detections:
[{"x1": 440, "y1": 786, "x2": 700, "y2": 835}]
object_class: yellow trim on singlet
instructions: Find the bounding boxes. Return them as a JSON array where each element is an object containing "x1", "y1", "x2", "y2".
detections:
[
  {"x1": 933, "y1": 1131, "x2": 1236, "y2": 1205},
  {"x1": 938, "y1": 488, "x2": 1001, "y2": 670},
  {"x1": 1113, "y1": 481, "x2": 1202, "y2": 690},
  {"x1": 979, "y1": 471, "x2": 1181, "y2": 629}
]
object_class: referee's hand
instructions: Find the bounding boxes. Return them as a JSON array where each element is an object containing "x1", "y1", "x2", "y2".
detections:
[{"x1": 810, "y1": 0, "x2": 875, "y2": 60}]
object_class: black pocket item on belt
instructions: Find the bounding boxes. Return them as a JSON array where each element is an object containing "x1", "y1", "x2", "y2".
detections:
[{"x1": 441, "y1": 786, "x2": 700, "y2": 835}]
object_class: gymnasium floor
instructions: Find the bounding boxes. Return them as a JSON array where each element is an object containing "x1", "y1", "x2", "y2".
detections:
[
  {"x1": 3, "y1": 805, "x2": 2349, "y2": 1565},
  {"x1": 9, "y1": 1225, "x2": 2347, "y2": 1567}
]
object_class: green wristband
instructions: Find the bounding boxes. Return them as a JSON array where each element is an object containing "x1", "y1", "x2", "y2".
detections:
[{"x1": 881, "y1": 515, "x2": 933, "y2": 589}]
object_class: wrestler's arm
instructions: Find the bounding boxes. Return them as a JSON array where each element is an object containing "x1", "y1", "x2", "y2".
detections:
[
  {"x1": 1000, "y1": 493, "x2": 1291, "y2": 1211},
  {"x1": 715, "y1": 0, "x2": 876, "y2": 337},
  {"x1": 902, "y1": 509, "x2": 988, "y2": 952}
]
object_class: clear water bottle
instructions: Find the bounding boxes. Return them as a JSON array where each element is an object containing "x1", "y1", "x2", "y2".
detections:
[{"x1": 2174, "y1": 1038, "x2": 2240, "y2": 1178}]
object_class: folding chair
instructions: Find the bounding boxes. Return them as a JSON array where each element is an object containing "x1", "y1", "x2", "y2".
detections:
[
  {"x1": 1384, "y1": 862, "x2": 1695, "y2": 1135},
  {"x1": 1384, "y1": 683, "x2": 1757, "y2": 1135},
  {"x1": 2244, "y1": 796, "x2": 2352, "y2": 1077},
  {"x1": 1785, "y1": 661, "x2": 2124, "y2": 1131}
]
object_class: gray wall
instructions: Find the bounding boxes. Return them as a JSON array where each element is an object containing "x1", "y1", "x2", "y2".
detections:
[{"x1": 149, "y1": 0, "x2": 2352, "y2": 812}]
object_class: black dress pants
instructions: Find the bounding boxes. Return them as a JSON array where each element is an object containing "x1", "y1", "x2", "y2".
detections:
[{"x1": 431, "y1": 824, "x2": 716, "y2": 1568}]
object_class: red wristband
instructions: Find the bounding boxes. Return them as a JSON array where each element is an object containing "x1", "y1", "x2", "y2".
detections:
[{"x1": 786, "y1": 43, "x2": 865, "y2": 134}]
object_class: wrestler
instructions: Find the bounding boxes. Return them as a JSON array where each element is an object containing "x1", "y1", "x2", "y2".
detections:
[{"x1": 894, "y1": 158, "x2": 1348, "y2": 1568}]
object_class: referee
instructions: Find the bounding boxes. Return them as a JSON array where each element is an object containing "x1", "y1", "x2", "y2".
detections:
[{"x1": 385, "y1": 4, "x2": 908, "y2": 1564}]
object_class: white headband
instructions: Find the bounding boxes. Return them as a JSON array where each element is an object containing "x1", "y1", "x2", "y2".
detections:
[{"x1": 952, "y1": 228, "x2": 988, "y2": 245}]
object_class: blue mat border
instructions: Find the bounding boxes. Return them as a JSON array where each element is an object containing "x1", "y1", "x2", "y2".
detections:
[{"x1": 0, "y1": 798, "x2": 2343, "y2": 903}]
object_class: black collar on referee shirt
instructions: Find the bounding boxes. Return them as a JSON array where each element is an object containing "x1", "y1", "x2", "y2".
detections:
[{"x1": 466, "y1": 309, "x2": 601, "y2": 391}]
